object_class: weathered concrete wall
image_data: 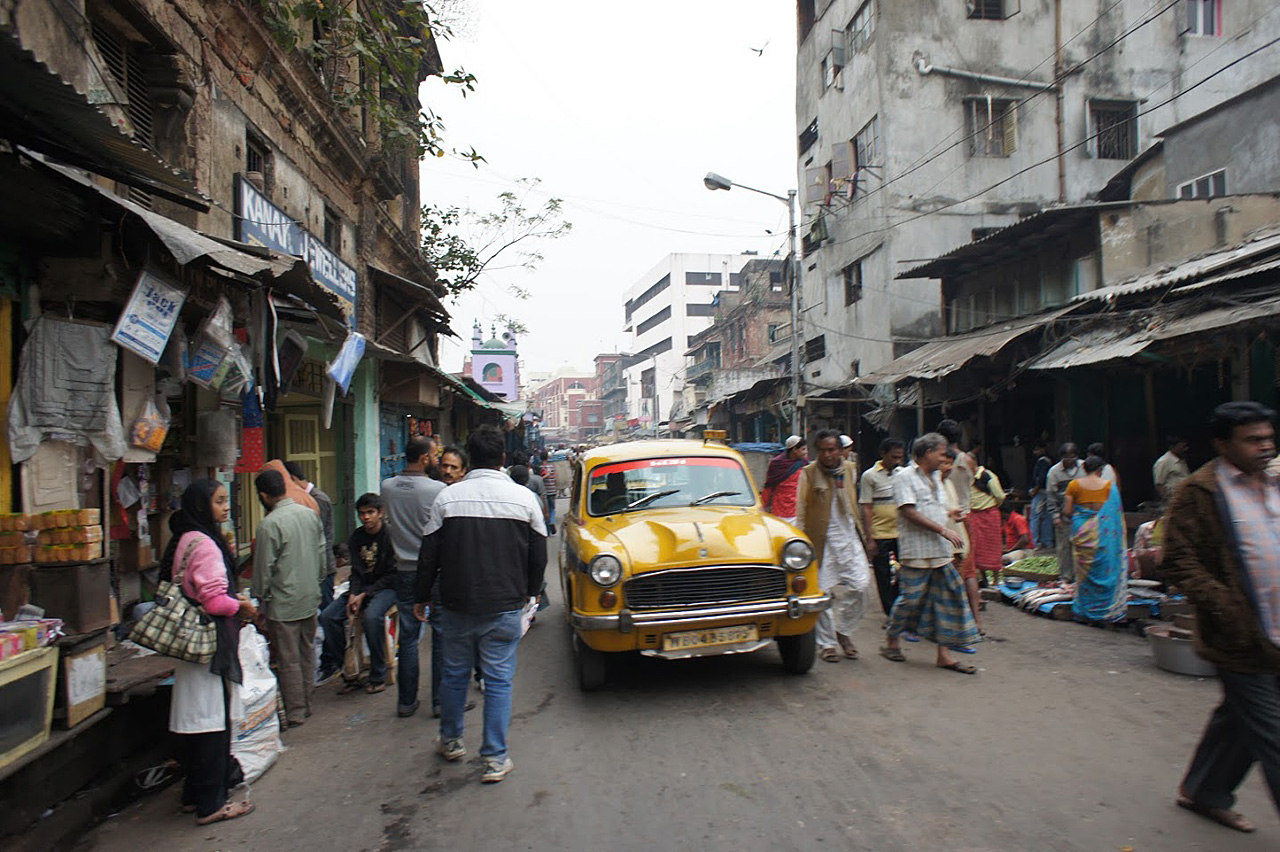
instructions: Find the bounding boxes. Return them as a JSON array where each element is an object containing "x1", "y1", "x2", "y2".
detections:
[
  {"x1": 1099, "y1": 194, "x2": 1280, "y2": 282},
  {"x1": 1162, "y1": 78, "x2": 1280, "y2": 197},
  {"x1": 795, "y1": 0, "x2": 1279, "y2": 388}
]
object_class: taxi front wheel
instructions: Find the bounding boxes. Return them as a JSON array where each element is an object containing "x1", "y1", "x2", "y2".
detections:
[
  {"x1": 571, "y1": 632, "x2": 608, "y2": 691},
  {"x1": 777, "y1": 630, "x2": 817, "y2": 674}
]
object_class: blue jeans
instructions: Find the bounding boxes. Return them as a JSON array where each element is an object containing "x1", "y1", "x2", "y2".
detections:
[
  {"x1": 1029, "y1": 492, "x2": 1054, "y2": 549},
  {"x1": 318, "y1": 587, "x2": 398, "y2": 683},
  {"x1": 320, "y1": 573, "x2": 336, "y2": 610},
  {"x1": 438, "y1": 607, "x2": 523, "y2": 760},
  {"x1": 395, "y1": 573, "x2": 422, "y2": 711}
]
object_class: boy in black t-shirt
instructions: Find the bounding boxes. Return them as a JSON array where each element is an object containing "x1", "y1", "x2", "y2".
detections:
[{"x1": 318, "y1": 493, "x2": 398, "y2": 692}]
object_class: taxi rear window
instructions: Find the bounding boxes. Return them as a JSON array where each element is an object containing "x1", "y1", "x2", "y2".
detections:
[{"x1": 586, "y1": 457, "x2": 754, "y2": 516}]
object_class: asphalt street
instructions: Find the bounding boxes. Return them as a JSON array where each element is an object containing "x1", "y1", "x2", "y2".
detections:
[{"x1": 78, "y1": 516, "x2": 1278, "y2": 852}]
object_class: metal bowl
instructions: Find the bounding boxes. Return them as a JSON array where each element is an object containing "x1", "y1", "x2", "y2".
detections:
[{"x1": 1147, "y1": 623, "x2": 1216, "y2": 677}]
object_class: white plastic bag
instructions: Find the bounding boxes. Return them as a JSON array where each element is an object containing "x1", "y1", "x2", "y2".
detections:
[
  {"x1": 520, "y1": 596, "x2": 538, "y2": 637},
  {"x1": 231, "y1": 626, "x2": 283, "y2": 784}
]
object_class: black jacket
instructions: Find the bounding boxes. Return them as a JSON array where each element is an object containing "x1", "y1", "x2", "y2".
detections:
[
  {"x1": 414, "y1": 469, "x2": 548, "y2": 615},
  {"x1": 347, "y1": 525, "x2": 396, "y2": 597}
]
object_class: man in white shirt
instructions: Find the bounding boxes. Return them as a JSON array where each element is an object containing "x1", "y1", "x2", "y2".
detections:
[{"x1": 1153, "y1": 436, "x2": 1191, "y2": 501}]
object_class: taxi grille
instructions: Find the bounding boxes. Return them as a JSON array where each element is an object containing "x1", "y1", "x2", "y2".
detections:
[{"x1": 623, "y1": 567, "x2": 787, "y2": 610}]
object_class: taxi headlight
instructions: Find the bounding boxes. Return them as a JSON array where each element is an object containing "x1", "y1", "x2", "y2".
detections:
[
  {"x1": 782, "y1": 539, "x2": 814, "y2": 571},
  {"x1": 589, "y1": 554, "x2": 623, "y2": 587}
]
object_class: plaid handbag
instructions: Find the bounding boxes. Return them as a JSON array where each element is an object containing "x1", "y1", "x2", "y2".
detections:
[{"x1": 129, "y1": 538, "x2": 217, "y2": 663}]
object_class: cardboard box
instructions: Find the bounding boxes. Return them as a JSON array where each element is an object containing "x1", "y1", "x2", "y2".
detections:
[
  {"x1": 115, "y1": 540, "x2": 154, "y2": 573},
  {"x1": 56, "y1": 635, "x2": 107, "y2": 729}
]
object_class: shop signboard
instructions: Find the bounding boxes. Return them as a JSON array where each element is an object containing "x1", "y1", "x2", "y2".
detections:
[
  {"x1": 235, "y1": 176, "x2": 357, "y2": 328},
  {"x1": 110, "y1": 270, "x2": 187, "y2": 364}
]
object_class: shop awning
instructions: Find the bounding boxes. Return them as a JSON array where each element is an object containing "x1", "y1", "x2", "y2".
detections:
[
  {"x1": 30, "y1": 153, "x2": 344, "y2": 321},
  {"x1": 1026, "y1": 294, "x2": 1280, "y2": 369},
  {"x1": 0, "y1": 37, "x2": 208, "y2": 210},
  {"x1": 368, "y1": 266, "x2": 454, "y2": 336},
  {"x1": 857, "y1": 306, "x2": 1075, "y2": 385}
]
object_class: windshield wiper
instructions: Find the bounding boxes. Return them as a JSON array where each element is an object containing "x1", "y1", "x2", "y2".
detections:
[
  {"x1": 623, "y1": 489, "x2": 682, "y2": 511},
  {"x1": 690, "y1": 490, "x2": 741, "y2": 506}
]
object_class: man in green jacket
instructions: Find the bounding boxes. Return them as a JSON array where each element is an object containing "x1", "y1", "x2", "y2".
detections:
[
  {"x1": 1164, "y1": 401, "x2": 1280, "y2": 834},
  {"x1": 252, "y1": 469, "x2": 326, "y2": 727}
]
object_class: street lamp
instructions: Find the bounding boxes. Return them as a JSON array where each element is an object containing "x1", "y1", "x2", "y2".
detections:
[{"x1": 704, "y1": 172, "x2": 801, "y2": 436}]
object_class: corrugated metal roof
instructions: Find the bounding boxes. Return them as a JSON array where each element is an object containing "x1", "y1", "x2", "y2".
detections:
[
  {"x1": 1025, "y1": 327, "x2": 1152, "y2": 370},
  {"x1": 1172, "y1": 258, "x2": 1280, "y2": 295},
  {"x1": 1075, "y1": 230, "x2": 1280, "y2": 303},
  {"x1": 0, "y1": 36, "x2": 208, "y2": 209},
  {"x1": 856, "y1": 306, "x2": 1074, "y2": 385},
  {"x1": 1028, "y1": 294, "x2": 1280, "y2": 370}
]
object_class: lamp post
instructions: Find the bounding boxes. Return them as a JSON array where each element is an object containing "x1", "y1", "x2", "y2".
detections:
[{"x1": 704, "y1": 172, "x2": 801, "y2": 436}]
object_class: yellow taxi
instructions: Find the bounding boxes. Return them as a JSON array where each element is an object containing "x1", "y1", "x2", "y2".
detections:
[{"x1": 560, "y1": 437, "x2": 830, "y2": 690}]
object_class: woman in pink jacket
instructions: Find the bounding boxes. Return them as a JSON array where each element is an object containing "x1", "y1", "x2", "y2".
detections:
[{"x1": 163, "y1": 479, "x2": 257, "y2": 825}]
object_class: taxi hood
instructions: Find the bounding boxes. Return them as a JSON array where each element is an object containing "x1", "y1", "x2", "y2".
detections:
[{"x1": 596, "y1": 507, "x2": 787, "y2": 569}]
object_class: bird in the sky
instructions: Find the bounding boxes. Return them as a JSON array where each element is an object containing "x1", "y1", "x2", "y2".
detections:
[{"x1": 750, "y1": 40, "x2": 769, "y2": 56}]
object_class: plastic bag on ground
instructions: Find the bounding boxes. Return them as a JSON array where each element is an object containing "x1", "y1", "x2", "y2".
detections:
[{"x1": 231, "y1": 625, "x2": 283, "y2": 784}]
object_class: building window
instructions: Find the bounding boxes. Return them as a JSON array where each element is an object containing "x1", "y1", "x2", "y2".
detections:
[
  {"x1": 848, "y1": 1, "x2": 875, "y2": 52},
  {"x1": 686, "y1": 303, "x2": 715, "y2": 317},
  {"x1": 685, "y1": 272, "x2": 722, "y2": 286},
  {"x1": 770, "y1": 271, "x2": 784, "y2": 292},
  {"x1": 767, "y1": 323, "x2": 783, "y2": 343},
  {"x1": 805, "y1": 335, "x2": 826, "y2": 362},
  {"x1": 626, "y1": 274, "x2": 670, "y2": 321},
  {"x1": 821, "y1": 29, "x2": 845, "y2": 90},
  {"x1": 804, "y1": 162, "x2": 832, "y2": 206},
  {"x1": 1089, "y1": 100, "x2": 1138, "y2": 160},
  {"x1": 967, "y1": 0, "x2": 1008, "y2": 20},
  {"x1": 323, "y1": 205, "x2": 342, "y2": 252},
  {"x1": 636, "y1": 305, "x2": 672, "y2": 336},
  {"x1": 1184, "y1": 0, "x2": 1218, "y2": 36},
  {"x1": 1178, "y1": 169, "x2": 1227, "y2": 198},
  {"x1": 965, "y1": 98, "x2": 1017, "y2": 157},
  {"x1": 852, "y1": 115, "x2": 881, "y2": 198},
  {"x1": 843, "y1": 262, "x2": 864, "y2": 306},
  {"x1": 90, "y1": 21, "x2": 153, "y2": 146}
]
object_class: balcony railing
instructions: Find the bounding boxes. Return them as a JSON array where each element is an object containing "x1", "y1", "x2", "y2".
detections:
[{"x1": 686, "y1": 358, "x2": 718, "y2": 381}]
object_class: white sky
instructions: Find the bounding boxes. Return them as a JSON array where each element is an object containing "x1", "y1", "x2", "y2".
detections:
[{"x1": 420, "y1": 0, "x2": 797, "y2": 377}]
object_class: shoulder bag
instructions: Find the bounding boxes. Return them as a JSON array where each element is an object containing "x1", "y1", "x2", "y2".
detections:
[{"x1": 129, "y1": 537, "x2": 218, "y2": 663}]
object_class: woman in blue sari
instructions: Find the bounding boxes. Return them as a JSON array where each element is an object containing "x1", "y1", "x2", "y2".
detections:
[{"x1": 1062, "y1": 455, "x2": 1128, "y2": 623}]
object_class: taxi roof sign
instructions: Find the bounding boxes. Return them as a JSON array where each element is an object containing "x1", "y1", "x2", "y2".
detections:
[{"x1": 703, "y1": 429, "x2": 728, "y2": 443}]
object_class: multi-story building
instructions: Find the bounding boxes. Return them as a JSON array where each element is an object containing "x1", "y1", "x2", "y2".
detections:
[
  {"x1": 678, "y1": 259, "x2": 791, "y2": 438},
  {"x1": 622, "y1": 252, "x2": 759, "y2": 429},
  {"x1": 794, "y1": 0, "x2": 1278, "y2": 398},
  {"x1": 529, "y1": 368, "x2": 596, "y2": 442}
]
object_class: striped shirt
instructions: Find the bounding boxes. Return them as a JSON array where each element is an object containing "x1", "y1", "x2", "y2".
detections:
[
  {"x1": 1216, "y1": 461, "x2": 1280, "y2": 645},
  {"x1": 892, "y1": 462, "x2": 954, "y2": 566}
]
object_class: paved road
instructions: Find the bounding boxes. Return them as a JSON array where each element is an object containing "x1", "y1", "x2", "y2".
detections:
[{"x1": 79, "y1": 523, "x2": 1277, "y2": 851}]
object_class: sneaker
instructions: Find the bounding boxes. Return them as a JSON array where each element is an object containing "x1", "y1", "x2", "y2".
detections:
[
  {"x1": 437, "y1": 737, "x2": 466, "y2": 762},
  {"x1": 397, "y1": 700, "x2": 420, "y2": 718},
  {"x1": 480, "y1": 757, "x2": 514, "y2": 783}
]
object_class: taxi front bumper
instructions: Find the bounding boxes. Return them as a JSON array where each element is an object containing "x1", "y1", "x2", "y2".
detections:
[{"x1": 569, "y1": 593, "x2": 832, "y2": 632}]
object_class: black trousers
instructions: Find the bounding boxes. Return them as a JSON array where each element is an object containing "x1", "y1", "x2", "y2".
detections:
[
  {"x1": 1182, "y1": 669, "x2": 1280, "y2": 812},
  {"x1": 870, "y1": 538, "x2": 899, "y2": 616},
  {"x1": 178, "y1": 678, "x2": 234, "y2": 818}
]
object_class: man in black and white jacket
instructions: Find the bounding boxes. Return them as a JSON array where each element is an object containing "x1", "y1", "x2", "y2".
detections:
[{"x1": 413, "y1": 425, "x2": 547, "y2": 784}]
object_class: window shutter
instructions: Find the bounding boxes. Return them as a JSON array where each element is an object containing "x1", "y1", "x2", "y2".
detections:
[
  {"x1": 804, "y1": 165, "x2": 827, "y2": 205},
  {"x1": 832, "y1": 140, "x2": 852, "y2": 182},
  {"x1": 830, "y1": 30, "x2": 846, "y2": 68},
  {"x1": 1002, "y1": 102, "x2": 1018, "y2": 155},
  {"x1": 1084, "y1": 101, "x2": 1098, "y2": 158}
]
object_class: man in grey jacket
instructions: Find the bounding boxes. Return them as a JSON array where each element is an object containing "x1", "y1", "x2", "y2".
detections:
[{"x1": 380, "y1": 437, "x2": 445, "y2": 717}]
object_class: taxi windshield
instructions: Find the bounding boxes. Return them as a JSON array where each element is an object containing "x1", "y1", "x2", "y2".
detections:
[{"x1": 586, "y1": 456, "x2": 754, "y2": 516}]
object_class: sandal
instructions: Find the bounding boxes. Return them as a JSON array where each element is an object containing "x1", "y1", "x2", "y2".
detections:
[
  {"x1": 366, "y1": 682, "x2": 387, "y2": 694},
  {"x1": 338, "y1": 679, "x2": 363, "y2": 695},
  {"x1": 937, "y1": 661, "x2": 977, "y2": 675},
  {"x1": 1176, "y1": 796, "x2": 1256, "y2": 832},
  {"x1": 195, "y1": 800, "x2": 255, "y2": 825},
  {"x1": 879, "y1": 646, "x2": 906, "y2": 662},
  {"x1": 820, "y1": 646, "x2": 841, "y2": 663}
]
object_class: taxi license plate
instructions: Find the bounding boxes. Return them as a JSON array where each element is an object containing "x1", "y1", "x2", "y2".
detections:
[{"x1": 661, "y1": 624, "x2": 758, "y2": 652}]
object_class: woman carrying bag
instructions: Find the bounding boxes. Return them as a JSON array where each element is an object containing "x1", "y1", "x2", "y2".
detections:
[{"x1": 162, "y1": 479, "x2": 257, "y2": 825}]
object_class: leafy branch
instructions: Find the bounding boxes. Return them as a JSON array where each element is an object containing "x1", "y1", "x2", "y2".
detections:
[
  {"x1": 257, "y1": 0, "x2": 479, "y2": 161},
  {"x1": 420, "y1": 178, "x2": 572, "y2": 299}
]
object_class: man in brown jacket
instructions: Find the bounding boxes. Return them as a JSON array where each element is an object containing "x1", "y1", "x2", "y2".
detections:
[
  {"x1": 1164, "y1": 401, "x2": 1280, "y2": 834},
  {"x1": 796, "y1": 429, "x2": 872, "y2": 663}
]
